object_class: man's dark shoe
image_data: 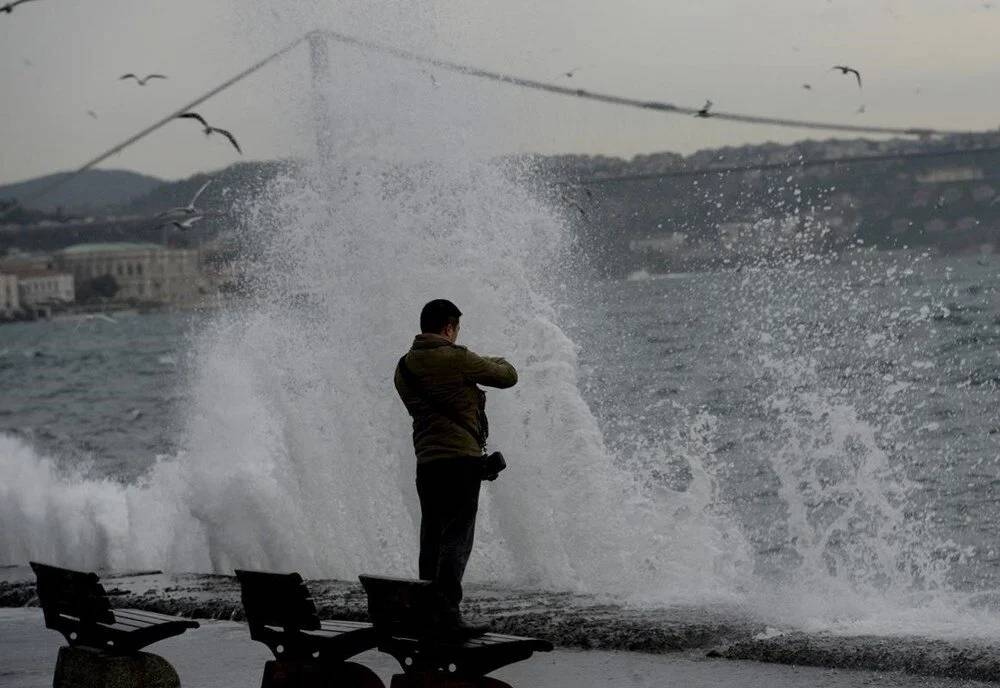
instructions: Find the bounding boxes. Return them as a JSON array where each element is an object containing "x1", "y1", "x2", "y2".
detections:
[
  {"x1": 452, "y1": 617, "x2": 489, "y2": 638},
  {"x1": 429, "y1": 616, "x2": 489, "y2": 641}
]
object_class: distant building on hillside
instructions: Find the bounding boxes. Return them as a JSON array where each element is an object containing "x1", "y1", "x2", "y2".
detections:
[
  {"x1": 0, "y1": 253, "x2": 56, "y2": 273},
  {"x1": 0, "y1": 273, "x2": 18, "y2": 318},
  {"x1": 13, "y1": 269, "x2": 75, "y2": 309},
  {"x1": 916, "y1": 167, "x2": 984, "y2": 184},
  {"x1": 628, "y1": 232, "x2": 688, "y2": 253},
  {"x1": 56, "y1": 242, "x2": 202, "y2": 304}
]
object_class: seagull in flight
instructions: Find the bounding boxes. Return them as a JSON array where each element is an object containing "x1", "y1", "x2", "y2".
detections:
[
  {"x1": 158, "y1": 180, "x2": 212, "y2": 217},
  {"x1": 695, "y1": 100, "x2": 713, "y2": 118},
  {"x1": 559, "y1": 195, "x2": 587, "y2": 218},
  {"x1": 176, "y1": 112, "x2": 242, "y2": 154},
  {"x1": 73, "y1": 313, "x2": 117, "y2": 332},
  {"x1": 1, "y1": 0, "x2": 41, "y2": 14},
  {"x1": 120, "y1": 73, "x2": 167, "y2": 86},
  {"x1": 420, "y1": 70, "x2": 440, "y2": 87},
  {"x1": 159, "y1": 215, "x2": 204, "y2": 231},
  {"x1": 832, "y1": 65, "x2": 862, "y2": 89}
]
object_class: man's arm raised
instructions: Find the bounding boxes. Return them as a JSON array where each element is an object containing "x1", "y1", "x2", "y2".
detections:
[{"x1": 463, "y1": 349, "x2": 518, "y2": 388}]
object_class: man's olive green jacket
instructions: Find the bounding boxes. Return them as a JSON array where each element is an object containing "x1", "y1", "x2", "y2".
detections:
[{"x1": 395, "y1": 333, "x2": 518, "y2": 464}]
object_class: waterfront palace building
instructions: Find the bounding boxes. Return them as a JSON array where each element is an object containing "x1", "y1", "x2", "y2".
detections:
[
  {"x1": 55, "y1": 243, "x2": 201, "y2": 304},
  {"x1": 15, "y1": 269, "x2": 75, "y2": 307},
  {"x1": 0, "y1": 273, "x2": 17, "y2": 318}
]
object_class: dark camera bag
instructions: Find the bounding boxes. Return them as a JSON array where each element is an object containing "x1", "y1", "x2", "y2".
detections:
[{"x1": 482, "y1": 451, "x2": 506, "y2": 481}]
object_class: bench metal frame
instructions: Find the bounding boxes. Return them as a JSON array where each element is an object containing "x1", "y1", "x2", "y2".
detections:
[
  {"x1": 359, "y1": 575, "x2": 552, "y2": 682},
  {"x1": 29, "y1": 561, "x2": 199, "y2": 654},
  {"x1": 235, "y1": 569, "x2": 378, "y2": 665}
]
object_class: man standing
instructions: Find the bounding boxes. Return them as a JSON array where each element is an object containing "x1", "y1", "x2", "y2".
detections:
[{"x1": 394, "y1": 299, "x2": 518, "y2": 637}]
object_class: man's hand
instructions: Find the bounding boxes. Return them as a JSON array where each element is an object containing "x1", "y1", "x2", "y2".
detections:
[{"x1": 464, "y1": 351, "x2": 518, "y2": 388}]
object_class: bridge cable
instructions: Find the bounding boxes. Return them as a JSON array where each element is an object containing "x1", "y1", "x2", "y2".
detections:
[{"x1": 315, "y1": 29, "x2": 969, "y2": 139}]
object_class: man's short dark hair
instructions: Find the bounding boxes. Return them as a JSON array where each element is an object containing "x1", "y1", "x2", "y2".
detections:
[{"x1": 420, "y1": 299, "x2": 462, "y2": 334}]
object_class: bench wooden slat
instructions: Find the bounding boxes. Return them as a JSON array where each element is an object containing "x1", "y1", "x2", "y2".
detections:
[
  {"x1": 105, "y1": 621, "x2": 153, "y2": 634},
  {"x1": 319, "y1": 620, "x2": 372, "y2": 632},
  {"x1": 309, "y1": 627, "x2": 369, "y2": 637},
  {"x1": 301, "y1": 629, "x2": 359, "y2": 640},
  {"x1": 100, "y1": 617, "x2": 149, "y2": 630},
  {"x1": 115, "y1": 609, "x2": 173, "y2": 621},
  {"x1": 115, "y1": 609, "x2": 197, "y2": 628},
  {"x1": 55, "y1": 610, "x2": 162, "y2": 631}
]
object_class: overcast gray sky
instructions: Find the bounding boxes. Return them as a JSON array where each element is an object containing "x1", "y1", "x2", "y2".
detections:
[{"x1": 1, "y1": 0, "x2": 998, "y2": 186}]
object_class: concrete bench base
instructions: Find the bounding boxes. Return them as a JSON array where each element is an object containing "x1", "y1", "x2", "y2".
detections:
[
  {"x1": 261, "y1": 659, "x2": 384, "y2": 688},
  {"x1": 53, "y1": 645, "x2": 180, "y2": 688},
  {"x1": 388, "y1": 675, "x2": 512, "y2": 688}
]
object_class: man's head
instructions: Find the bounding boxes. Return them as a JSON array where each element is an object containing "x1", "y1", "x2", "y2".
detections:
[{"x1": 420, "y1": 299, "x2": 462, "y2": 342}]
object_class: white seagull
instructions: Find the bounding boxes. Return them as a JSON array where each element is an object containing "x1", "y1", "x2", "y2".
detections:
[
  {"x1": 158, "y1": 180, "x2": 211, "y2": 218},
  {"x1": 159, "y1": 215, "x2": 204, "y2": 231},
  {"x1": 72, "y1": 313, "x2": 118, "y2": 332}
]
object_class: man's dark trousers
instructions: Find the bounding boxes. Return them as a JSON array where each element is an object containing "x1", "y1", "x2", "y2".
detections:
[{"x1": 416, "y1": 456, "x2": 482, "y2": 618}]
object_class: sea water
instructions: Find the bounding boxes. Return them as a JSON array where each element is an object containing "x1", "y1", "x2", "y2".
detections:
[
  {"x1": 4, "y1": 251, "x2": 1000, "y2": 633},
  {"x1": 4, "y1": 0, "x2": 1000, "y2": 640}
]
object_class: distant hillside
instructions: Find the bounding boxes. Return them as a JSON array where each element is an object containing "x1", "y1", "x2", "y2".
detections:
[
  {"x1": 531, "y1": 131, "x2": 1000, "y2": 274},
  {"x1": 0, "y1": 169, "x2": 164, "y2": 214},
  {"x1": 122, "y1": 160, "x2": 295, "y2": 217},
  {"x1": 5, "y1": 133, "x2": 1000, "y2": 275}
]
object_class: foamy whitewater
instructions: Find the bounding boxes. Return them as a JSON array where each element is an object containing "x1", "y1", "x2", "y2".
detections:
[
  {"x1": 0, "y1": 153, "x2": 745, "y2": 596},
  {"x1": 4, "y1": 0, "x2": 1000, "y2": 642}
]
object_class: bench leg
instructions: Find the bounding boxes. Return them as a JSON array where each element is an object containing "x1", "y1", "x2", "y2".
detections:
[
  {"x1": 53, "y1": 645, "x2": 180, "y2": 688},
  {"x1": 389, "y1": 674, "x2": 512, "y2": 688},
  {"x1": 261, "y1": 659, "x2": 384, "y2": 688}
]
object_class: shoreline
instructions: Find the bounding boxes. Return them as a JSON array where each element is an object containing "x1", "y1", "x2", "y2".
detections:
[
  {"x1": 0, "y1": 296, "x2": 241, "y2": 326},
  {"x1": 2, "y1": 608, "x2": 987, "y2": 688},
  {"x1": 4, "y1": 569, "x2": 1000, "y2": 683}
]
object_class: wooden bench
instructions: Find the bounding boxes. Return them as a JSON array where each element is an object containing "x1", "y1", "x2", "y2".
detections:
[
  {"x1": 359, "y1": 575, "x2": 553, "y2": 688},
  {"x1": 30, "y1": 561, "x2": 199, "y2": 654},
  {"x1": 235, "y1": 569, "x2": 383, "y2": 687}
]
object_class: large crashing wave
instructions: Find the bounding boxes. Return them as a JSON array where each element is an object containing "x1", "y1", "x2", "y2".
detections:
[
  {"x1": 0, "y1": 0, "x2": 747, "y2": 599},
  {"x1": 0, "y1": 161, "x2": 747, "y2": 599}
]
